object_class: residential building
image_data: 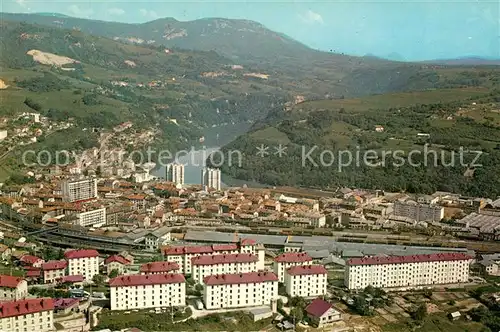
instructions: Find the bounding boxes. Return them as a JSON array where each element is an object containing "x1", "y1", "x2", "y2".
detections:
[
  {"x1": 393, "y1": 201, "x2": 444, "y2": 222},
  {"x1": 109, "y1": 273, "x2": 186, "y2": 310},
  {"x1": 144, "y1": 227, "x2": 171, "y2": 251},
  {"x1": 345, "y1": 253, "x2": 473, "y2": 290},
  {"x1": 76, "y1": 208, "x2": 106, "y2": 227},
  {"x1": 478, "y1": 254, "x2": 500, "y2": 276},
  {"x1": 203, "y1": 271, "x2": 278, "y2": 310},
  {"x1": 166, "y1": 163, "x2": 185, "y2": 186},
  {"x1": 140, "y1": 261, "x2": 180, "y2": 275},
  {"x1": 0, "y1": 130, "x2": 7, "y2": 141},
  {"x1": 201, "y1": 168, "x2": 221, "y2": 191},
  {"x1": 192, "y1": 253, "x2": 259, "y2": 285},
  {"x1": 284, "y1": 265, "x2": 327, "y2": 298},
  {"x1": 305, "y1": 298, "x2": 342, "y2": 327},
  {"x1": 64, "y1": 249, "x2": 100, "y2": 282},
  {"x1": 61, "y1": 178, "x2": 98, "y2": 202},
  {"x1": 273, "y1": 252, "x2": 313, "y2": 283},
  {"x1": 0, "y1": 298, "x2": 54, "y2": 332},
  {"x1": 0, "y1": 244, "x2": 11, "y2": 261},
  {"x1": 104, "y1": 255, "x2": 131, "y2": 275},
  {"x1": 41, "y1": 260, "x2": 67, "y2": 284},
  {"x1": 19, "y1": 255, "x2": 44, "y2": 268},
  {"x1": 0, "y1": 275, "x2": 28, "y2": 300}
]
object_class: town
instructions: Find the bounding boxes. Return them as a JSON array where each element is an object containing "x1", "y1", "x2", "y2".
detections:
[{"x1": 0, "y1": 152, "x2": 500, "y2": 332}]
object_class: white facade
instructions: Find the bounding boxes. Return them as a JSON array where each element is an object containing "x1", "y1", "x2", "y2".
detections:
[
  {"x1": 345, "y1": 253, "x2": 472, "y2": 290},
  {"x1": 145, "y1": 232, "x2": 171, "y2": 251},
  {"x1": 192, "y1": 254, "x2": 258, "y2": 285},
  {"x1": 203, "y1": 271, "x2": 278, "y2": 310},
  {"x1": 109, "y1": 274, "x2": 186, "y2": 311},
  {"x1": 0, "y1": 130, "x2": 7, "y2": 141},
  {"x1": 76, "y1": 208, "x2": 106, "y2": 227},
  {"x1": 393, "y1": 201, "x2": 444, "y2": 222},
  {"x1": 0, "y1": 277, "x2": 28, "y2": 300},
  {"x1": 65, "y1": 251, "x2": 100, "y2": 282},
  {"x1": 273, "y1": 252, "x2": 313, "y2": 283},
  {"x1": 202, "y1": 168, "x2": 221, "y2": 191},
  {"x1": 61, "y1": 178, "x2": 98, "y2": 202},
  {"x1": 0, "y1": 299, "x2": 54, "y2": 332},
  {"x1": 166, "y1": 163, "x2": 185, "y2": 186},
  {"x1": 284, "y1": 265, "x2": 327, "y2": 298}
]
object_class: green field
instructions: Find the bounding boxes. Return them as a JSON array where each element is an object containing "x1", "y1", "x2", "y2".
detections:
[{"x1": 383, "y1": 314, "x2": 485, "y2": 332}]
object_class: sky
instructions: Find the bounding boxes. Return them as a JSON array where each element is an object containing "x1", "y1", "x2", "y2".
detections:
[{"x1": 2, "y1": 0, "x2": 499, "y2": 61}]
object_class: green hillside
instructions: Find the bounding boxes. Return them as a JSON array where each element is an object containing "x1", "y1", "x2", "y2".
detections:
[{"x1": 215, "y1": 87, "x2": 500, "y2": 197}]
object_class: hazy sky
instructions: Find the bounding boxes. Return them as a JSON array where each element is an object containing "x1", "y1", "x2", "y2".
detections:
[{"x1": 3, "y1": 0, "x2": 499, "y2": 61}]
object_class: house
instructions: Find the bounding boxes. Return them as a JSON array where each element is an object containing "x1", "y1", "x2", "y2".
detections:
[
  {"x1": 41, "y1": 260, "x2": 67, "y2": 284},
  {"x1": 104, "y1": 255, "x2": 131, "y2": 275},
  {"x1": 374, "y1": 125, "x2": 384, "y2": 132},
  {"x1": 19, "y1": 255, "x2": 44, "y2": 268},
  {"x1": 0, "y1": 244, "x2": 12, "y2": 261},
  {"x1": 305, "y1": 298, "x2": 341, "y2": 327},
  {"x1": 64, "y1": 249, "x2": 99, "y2": 282},
  {"x1": 449, "y1": 311, "x2": 461, "y2": 320},
  {"x1": 144, "y1": 226, "x2": 171, "y2": 251},
  {"x1": 0, "y1": 275, "x2": 28, "y2": 300},
  {"x1": 54, "y1": 298, "x2": 80, "y2": 315}
]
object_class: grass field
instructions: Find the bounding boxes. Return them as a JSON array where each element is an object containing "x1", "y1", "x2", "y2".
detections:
[
  {"x1": 0, "y1": 264, "x2": 25, "y2": 277},
  {"x1": 383, "y1": 314, "x2": 484, "y2": 332}
]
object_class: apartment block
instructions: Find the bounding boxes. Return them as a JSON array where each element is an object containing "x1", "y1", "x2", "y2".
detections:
[
  {"x1": 345, "y1": 253, "x2": 473, "y2": 290},
  {"x1": 166, "y1": 163, "x2": 185, "y2": 186},
  {"x1": 140, "y1": 261, "x2": 180, "y2": 275},
  {"x1": 273, "y1": 252, "x2": 313, "y2": 283},
  {"x1": 284, "y1": 265, "x2": 327, "y2": 298},
  {"x1": 64, "y1": 249, "x2": 100, "y2": 282},
  {"x1": 0, "y1": 275, "x2": 28, "y2": 300},
  {"x1": 41, "y1": 260, "x2": 67, "y2": 284},
  {"x1": 61, "y1": 178, "x2": 98, "y2": 202},
  {"x1": 201, "y1": 167, "x2": 221, "y2": 191},
  {"x1": 203, "y1": 271, "x2": 278, "y2": 310},
  {"x1": 393, "y1": 201, "x2": 444, "y2": 222},
  {"x1": 192, "y1": 253, "x2": 259, "y2": 285},
  {"x1": 109, "y1": 274, "x2": 186, "y2": 310},
  {"x1": 76, "y1": 208, "x2": 106, "y2": 227},
  {"x1": 0, "y1": 298, "x2": 54, "y2": 332}
]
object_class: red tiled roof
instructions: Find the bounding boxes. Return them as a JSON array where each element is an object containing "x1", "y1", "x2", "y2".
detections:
[
  {"x1": 275, "y1": 252, "x2": 312, "y2": 263},
  {"x1": 20, "y1": 255, "x2": 43, "y2": 265},
  {"x1": 140, "y1": 261, "x2": 179, "y2": 273},
  {"x1": 58, "y1": 275, "x2": 84, "y2": 283},
  {"x1": 204, "y1": 271, "x2": 278, "y2": 286},
  {"x1": 0, "y1": 275, "x2": 24, "y2": 288},
  {"x1": 163, "y1": 245, "x2": 213, "y2": 255},
  {"x1": 54, "y1": 298, "x2": 79, "y2": 310},
  {"x1": 212, "y1": 244, "x2": 239, "y2": 252},
  {"x1": 104, "y1": 255, "x2": 130, "y2": 265},
  {"x1": 109, "y1": 273, "x2": 185, "y2": 287},
  {"x1": 192, "y1": 253, "x2": 258, "y2": 266},
  {"x1": 25, "y1": 269, "x2": 41, "y2": 277},
  {"x1": 64, "y1": 249, "x2": 99, "y2": 259},
  {"x1": 42, "y1": 260, "x2": 67, "y2": 271},
  {"x1": 0, "y1": 298, "x2": 54, "y2": 319},
  {"x1": 347, "y1": 253, "x2": 473, "y2": 266},
  {"x1": 305, "y1": 298, "x2": 333, "y2": 318},
  {"x1": 286, "y1": 265, "x2": 327, "y2": 276},
  {"x1": 240, "y1": 238, "x2": 256, "y2": 246}
]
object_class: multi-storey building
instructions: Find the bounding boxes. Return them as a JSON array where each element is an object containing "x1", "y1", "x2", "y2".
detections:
[
  {"x1": 345, "y1": 253, "x2": 473, "y2": 290},
  {"x1": 273, "y1": 252, "x2": 313, "y2": 283},
  {"x1": 64, "y1": 249, "x2": 100, "y2": 282},
  {"x1": 0, "y1": 275, "x2": 28, "y2": 300},
  {"x1": 0, "y1": 298, "x2": 54, "y2": 332},
  {"x1": 201, "y1": 167, "x2": 221, "y2": 191},
  {"x1": 61, "y1": 178, "x2": 98, "y2": 202},
  {"x1": 166, "y1": 163, "x2": 185, "y2": 186},
  {"x1": 41, "y1": 260, "x2": 67, "y2": 284},
  {"x1": 140, "y1": 261, "x2": 180, "y2": 275},
  {"x1": 192, "y1": 253, "x2": 259, "y2": 285},
  {"x1": 284, "y1": 265, "x2": 327, "y2": 298},
  {"x1": 104, "y1": 255, "x2": 131, "y2": 275},
  {"x1": 393, "y1": 201, "x2": 444, "y2": 222},
  {"x1": 109, "y1": 274, "x2": 186, "y2": 310},
  {"x1": 76, "y1": 208, "x2": 107, "y2": 227},
  {"x1": 203, "y1": 271, "x2": 278, "y2": 310},
  {"x1": 163, "y1": 239, "x2": 263, "y2": 274}
]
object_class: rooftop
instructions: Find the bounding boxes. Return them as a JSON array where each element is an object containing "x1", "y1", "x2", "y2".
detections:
[
  {"x1": 0, "y1": 275, "x2": 24, "y2": 288},
  {"x1": 109, "y1": 273, "x2": 185, "y2": 287},
  {"x1": 275, "y1": 252, "x2": 312, "y2": 263},
  {"x1": 204, "y1": 271, "x2": 278, "y2": 286},
  {"x1": 139, "y1": 261, "x2": 179, "y2": 273},
  {"x1": 305, "y1": 298, "x2": 336, "y2": 318},
  {"x1": 192, "y1": 253, "x2": 258, "y2": 266},
  {"x1": 286, "y1": 265, "x2": 327, "y2": 276},
  {"x1": 104, "y1": 255, "x2": 130, "y2": 265},
  {"x1": 347, "y1": 252, "x2": 473, "y2": 266},
  {"x1": 64, "y1": 249, "x2": 99, "y2": 259},
  {"x1": 42, "y1": 260, "x2": 67, "y2": 271},
  {"x1": 0, "y1": 298, "x2": 54, "y2": 319}
]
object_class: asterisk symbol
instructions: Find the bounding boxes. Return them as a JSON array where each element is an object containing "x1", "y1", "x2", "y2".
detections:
[
  {"x1": 274, "y1": 144, "x2": 287, "y2": 157},
  {"x1": 256, "y1": 144, "x2": 269, "y2": 157}
]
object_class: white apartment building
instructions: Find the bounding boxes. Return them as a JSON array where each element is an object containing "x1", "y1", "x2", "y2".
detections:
[
  {"x1": 41, "y1": 260, "x2": 67, "y2": 283},
  {"x1": 192, "y1": 253, "x2": 258, "y2": 285},
  {"x1": 393, "y1": 201, "x2": 444, "y2": 222},
  {"x1": 284, "y1": 265, "x2": 328, "y2": 298},
  {"x1": 0, "y1": 298, "x2": 54, "y2": 332},
  {"x1": 61, "y1": 178, "x2": 98, "y2": 202},
  {"x1": 144, "y1": 227, "x2": 171, "y2": 251},
  {"x1": 345, "y1": 252, "x2": 473, "y2": 290},
  {"x1": 166, "y1": 163, "x2": 185, "y2": 186},
  {"x1": 140, "y1": 261, "x2": 180, "y2": 275},
  {"x1": 64, "y1": 249, "x2": 100, "y2": 282},
  {"x1": 76, "y1": 208, "x2": 106, "y2": 227},
  {"x1": 164, "y1": 239, "x2": 263, "y2": 274},
  {"x1": 0, "y1": 275, "x2": 28, "y2": 300},
  {"x1": 273, "y1": 252, "x2": 313, "y2": 283},
  {"x1": 109, "y1": 273, "x2": 186, "y2": 310},
  {"x1": 201, "y1": 167, "x2": 221, "y2": 191},
  {"x1": 203, "y1": 271, "x2": 278, "y2": 310}
]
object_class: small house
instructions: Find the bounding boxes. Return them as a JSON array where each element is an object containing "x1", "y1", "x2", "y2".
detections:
[{"x1": 305, "y1": 298, "x2": 342, "y2": 327}]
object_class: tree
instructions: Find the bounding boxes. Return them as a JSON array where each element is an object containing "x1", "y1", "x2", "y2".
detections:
[
  {"x1": 277, "y1": 299, "x2": 284, "y2": 310},
  {"x1": 423, "y1": 288, "x2": 433, "y2": 298},
  {"x1": 353, "y1": 296, "x2": 371, "y2": 316},
  {"x1": 108, "y1": 269, "x2": 119, "y2": 279},
  {"x1": 411, "y1": 304, "x2": 427, "y2": 322},
  {"x1": 195, "y1": 284, "x2": 203, "y2": 292},
  {"x1": 92, "y1": 274, "x2": 106, "y2": 285},
  {"x1": 290, "y1": 307, "x2": 303, "y2": 324}
]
